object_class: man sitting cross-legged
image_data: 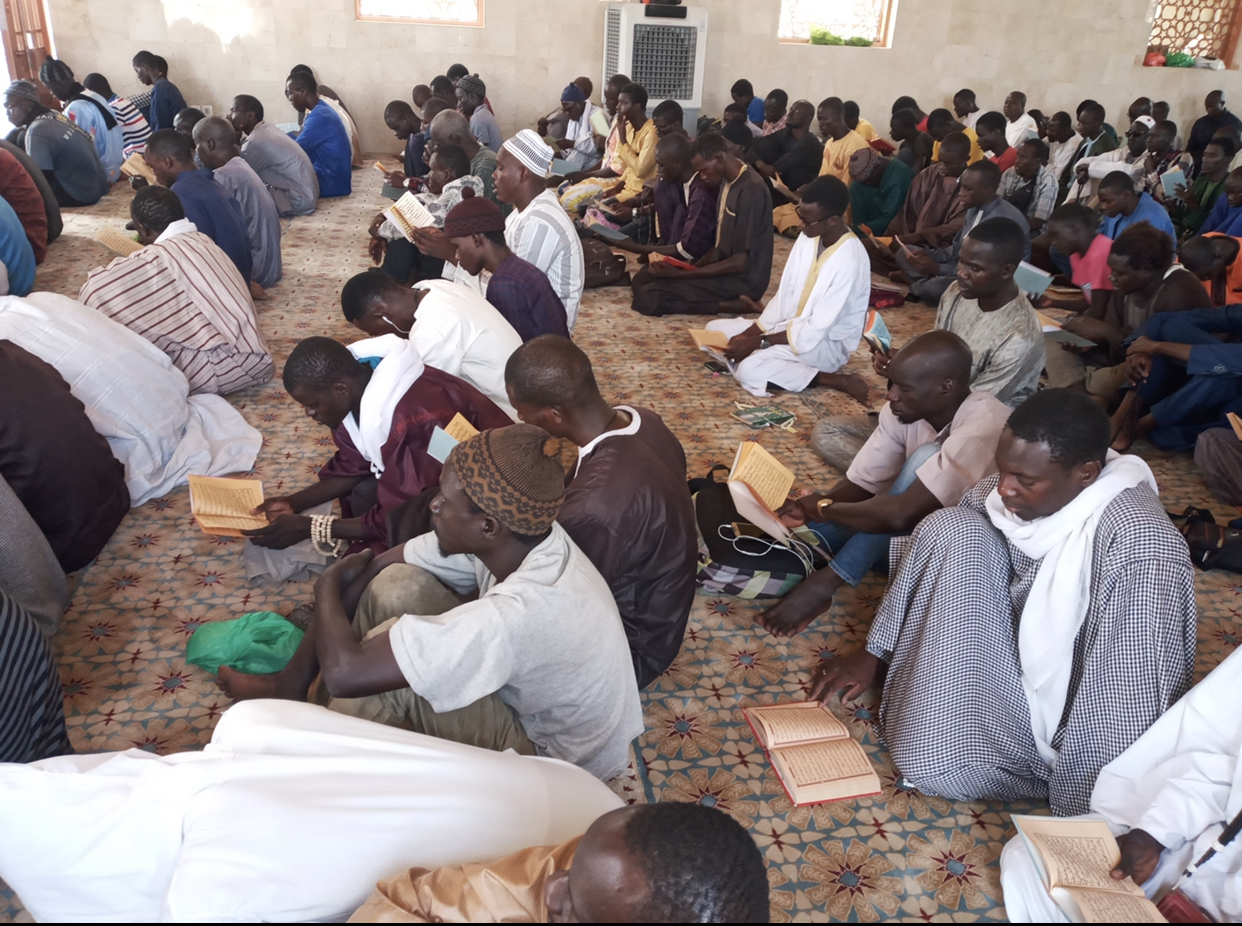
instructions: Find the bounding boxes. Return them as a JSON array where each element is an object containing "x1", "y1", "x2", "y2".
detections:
[
  {"x1": 756, "y1": 331, "x2": 1011, "y2": 638},
  {"x1": 228, "y1": 94, "x2": 318, "y2": 217},
  {"x1": 285, "y1": 70, "x2": 351, "y2": 198},
  {"x1": 350, "y1": 803, "x2": 769, "y2": 924},
  {"x1": 444, "y1": 190, "x2": 569, "y2": 342},
  {"x1": 630, "y1": 131, "x2": 773, "y2": 316},
  {"x1": 77, "y1": 185, "x2": 273, "y2": 396},
  {"x1": 705, "y1": 175, "x2": 871, "y2": 403},
  {"x1": 220, "y1": 424, "x2": 644, "y2": 781},
  {"x1": 339, "y1": 271, "x2": 522, "y2": 418},
  {"x1": 504, "y1": 336, "x2": 697, "y2": 689},
  {"x1": 846, "y1": 147, "x2": 913, "y2": 238},
  {"x1": 244, "y1": 336, "x2": 512, "y2": 553},
  {"x1": 812, "y1": 389, "x2": 1196, "y2": 816}
]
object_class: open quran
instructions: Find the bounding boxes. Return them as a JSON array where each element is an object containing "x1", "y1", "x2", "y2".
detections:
[
  {"x1": 727, "y1": 440, "x2": 795, "y2": 543},
  {"x1": 187, "y1": 476, "x2": 267, "y2": 537},
  {"x1": 119, "y1": 152, "x2": 156, "y2": 184},
  {"x1": 96, "y1": 228, "x2": 143, "y2": 257},
  {"x1": 744, "y1": 702, "x2": 882, "y2": 805},
  {"x1": 381, "y1": 192, "x2": 436, "y2": 242}
]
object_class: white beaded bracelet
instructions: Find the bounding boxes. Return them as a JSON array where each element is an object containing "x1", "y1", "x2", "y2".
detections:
[{"x1": 310, "y1": 513, "x2": 347, "y2": 558}]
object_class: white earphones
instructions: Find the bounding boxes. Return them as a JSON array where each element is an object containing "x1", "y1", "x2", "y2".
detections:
[{"x1": 382, "y1": 315, "x2": 411, "y2": 334}]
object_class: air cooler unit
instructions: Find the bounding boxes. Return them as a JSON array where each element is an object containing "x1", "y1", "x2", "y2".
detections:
[{"x1": 602, "y1": 3, "x2": 708, "y2": 130}]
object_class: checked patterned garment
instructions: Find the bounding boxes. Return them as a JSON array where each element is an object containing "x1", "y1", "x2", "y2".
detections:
[{"x1": 867, "y1": 475, "x2": 1197, "y2": 816}]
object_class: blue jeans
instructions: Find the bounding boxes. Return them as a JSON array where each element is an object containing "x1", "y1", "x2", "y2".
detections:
[{"x1": 806, "y1": 442, "x2": 940, "y2": 586}]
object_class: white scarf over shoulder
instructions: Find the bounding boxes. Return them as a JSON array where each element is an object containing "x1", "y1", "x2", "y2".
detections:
[
  {"x1": 985, "y1": 452, "x2": 1157, "y2": 766},
  {"x1": 344, "y1": 334, "x2": 424, "y2": 475}
]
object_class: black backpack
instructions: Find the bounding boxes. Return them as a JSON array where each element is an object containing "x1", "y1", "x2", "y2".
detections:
[{"x1": 1171, "y1": 506, "x2": 1242, "y2": 574}]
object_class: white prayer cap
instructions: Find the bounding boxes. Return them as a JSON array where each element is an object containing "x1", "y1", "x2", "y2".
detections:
[
  {"x1": 1132, "y1": 115, "x2": 1156, "y2": 129},
  {"x1": 502, "y1": 129, "x2": 554, "y2": 179}
]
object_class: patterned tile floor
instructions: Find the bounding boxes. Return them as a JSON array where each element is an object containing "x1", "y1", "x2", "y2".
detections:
[{"x1": 2, "y1": 170, "x2": 1239, "y2": 923}]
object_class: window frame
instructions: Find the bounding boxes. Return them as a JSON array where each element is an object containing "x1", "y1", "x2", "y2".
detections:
[
  {"x1": 776, "y1": 0, "x2": 899, "y2": 49},
  {"x1": 354, "y1": 0, "x2": 484, "y2": 28},
  {"x1": 1144, "y1": 0, "x2": 1242, "y2": 67}
]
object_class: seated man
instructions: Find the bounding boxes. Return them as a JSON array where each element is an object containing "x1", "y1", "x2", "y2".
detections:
[
  {"x1": 1041, "y1": 203, "x2": 1115, "y2": 315},
  {"x1": 380, "y1": 100, "x2": 427, "y2": 192},
  {"x1": 220, "y1": 425, "x2": 644, "y2": 782},
  {"x1": 0, "y1": 145, "x2": 49, "y2": 263},
  {"x1": 732, "y1": 78, "x2": 766, "y2": 132},
  {"x1": 1002, "y1": 92, "x2": 1039, "y2": 147},
  {"x1": 504, "y1": 336, "x2": 697, "y2": 689},
  {"x1": 445, "y1": 191, "x2": 569, "y2": 341},
  {"x1": 426, "y1": 110, "x2": 500, "y2": 208},
  {"x1": 1171, "y1": 136, "x2": 1234, "y2": 239},
  {"x1": 285, "y1": 71, "x2": 351, "y2": 198},
  {"x1": 3, "y1": 79, "x2": 109, "y2": 207},
  {"x1": 193, "y1": 116, "x2": 282, "y2": 290},
  {"x1": 1045, "y1": 222, "x2": 1211, "y2": 406},
  {"x1": 82, "y1": 72, "x2": 149, "y2": 158},
  {"x1": 953, "y1": 88, "x2": 981, "y2": 129},
  {"x1": 748, "y1": 98, "x2": 820, "y2": 229},
  {"x1": 245, "y1": 337, "x2": 511, "y2": 553},
  {"x1": 759, "y1": 331, "x2": 1011, "y2": 638},
  {"x1": 1110, "y1": 305, "x2": 1242, "y2": 451},
  {"x1": 1000, "y1": 139, "x2": 1058, "y2": 233},
  {"x1": 761, "y1": 89, "x2": 789, "y2": 135},
  {"x1": 844, "y1": 100, "x2": 877, "y2": 141},
  {"x1": 229, "y1": 94, "x2": 318, "y2": 216},
  {"x1": 890, "y1": 108, "x2": 934, "y2": 174},
  {"x1": 172, "y1": 106, "x2": 205, "y2": 140},
  {"x1": 0, "y1": 340, "x2": 129, "y2": 571},
  {"x1": 816, "y1": 96, "x2": 869, "y2": 185},
  {"x1": 1138, "y1": 119, "x2": 1194, "y2": 206},
  {"x1": 542, "y1": 82, "x2": 603, "y2": 172},
  {"x1": 1097, "y1": 169, "x2": 1177, "y2": 245},
  {"x1": 975, "y1": 111, "x2": 1016, "y2": 173},
  {"x1": 0, "y1": 197, "x2": 35, "y2": 296},
  {"x1": 1046, "y1": 110, "x2": 1084, "y2": 196},
  {"x1": 706, "y1": 176, "x2": 871, "y2": 402},
  {"x1": 39, "y1": 57, "x2": 123, "y2": 183},
  {"x1": 0, "y1": 289, "x2": 261, "y2": 506},
  {"x1": 558, "y1": 73, "x2": 630, "y2": 208},
  {"x1": 606, "y1": 133, "x2": 719, "y2": 263},
  {"x1": 0, "y1": 139, "x2": 61, "y2": 250},
  {"x1": 847, "y1": 147, "x2": 913, "y2": 236},
  {"x1": 1200, "y1": 166, "x2": 1242, "y2": 237},
  {"x1": 77, "y1": 185, "x2": 273, "y2": 396},
  {"x1": 1068, "y1": 114, "x2": 1152, "y2": 206},
  {"x1": 814, "y1": 219, "x2": 1042, "y2": 471},
  {"x1": 143, "y1": 129, "x2": 253, "y2": 281},
  {"x1": 812, "y1": 388, "x2": 1196, "y2": 816},
  {"x1": 1180, "y1": 231, "x2": 1242, "y2": 305},
  {"x1": 455, "y1": 73, "x2": 501, "y2": 153},
  {"x1": 877, "y1": 130, "x2": 970, "y2": 267},
  {"x1": 603, "y1": 82, "x2": 658, "y2": 212},
  {"x1": 339, "y1": 270, "x2": 522, "y2": 417},
  {"x1": 351, "y1": 803, "x2": 768, "y2": 923},
  {"x1": 894, "y1": 159, "x2": 1030, "y2": 304},
  {"x1": 927, "y1": 108, "x2": 985, "y2": 164},
  {"x1": 1001, "y1": 645, "x2": 1242, "y2": 923},
  {"x1": 630, "y1": 131, "x2": 773, "y2": 316}
]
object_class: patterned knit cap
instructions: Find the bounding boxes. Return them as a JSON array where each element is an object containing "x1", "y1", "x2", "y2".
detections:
[
  {"x1": 4, "y1": 80, "x2": 39, "y2": 103},
  {"x1": 38, "y1": 57, "x2": 73, "y2": 86},
  {"x1": 442, "y1": 187, "x2": 505, "y2": 237},
  {"x1": 456, "y1": 73, "x2": 486, "y2": 99},
  {"x1": 502, "y1": 129, "x2": 554, "y2": 178},
  {"x1": 848, "y1": 145, "x2": 880, "y2": 181},
  {"x1": 449, "y1": 424, "x2": 566, "y2": 535}
]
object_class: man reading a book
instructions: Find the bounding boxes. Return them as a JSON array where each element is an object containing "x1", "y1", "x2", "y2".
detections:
[
  {"x1": 704, "y1": 176, "x2": 872, "y2": 404},
  {"x1": 221, "y1": 424, "x2": 643, "y2": 781},
  {"x1": 811, "y1": 389, "x2": 1196, "y2": 816},
  {"x1": 77, "y1": 185, "x2": 273, "y2": 396},
  {"x1": 244, "y1": 336, "x2": 511, "y2": 553},
  {"x1": 228, "y1": 94, "x2": 319, "y2": 217},
  {"x1": 754, "y1": 331, "x2": 1011, "y2": 638},
  {"x1": 504, "y1": 335, "x2": 697, "y2": 688}
]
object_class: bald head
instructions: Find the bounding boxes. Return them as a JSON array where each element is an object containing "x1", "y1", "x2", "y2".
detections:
[
  {"x1": 430, "y1": 109, "x2": 476, "y2": 152},
  {"x1": 191, "y1": 115, "x2": 240, "y2": 170},
  {"x1": 885, "y1": 331, "x2": 974, "y2": 425},
  {"x1": 890, "y1": 330, "x2": 973, "y2": 384}
]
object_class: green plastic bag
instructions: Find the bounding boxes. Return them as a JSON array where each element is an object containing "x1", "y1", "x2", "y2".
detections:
[
  {"x1": 809, "y1": 26, "x2": 844, "y2": 45},
  {"x1": 1165, "y1": 52, "x2": 1196, "y2": 68},
  {"x1": 186, "y1": 611, "x2": 304, "y2": 675}
]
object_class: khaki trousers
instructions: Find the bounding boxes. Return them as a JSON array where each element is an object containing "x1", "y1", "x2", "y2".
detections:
[
  {"x1": 324, "y1": 564, "x2": 537, "y2": 756},
  {"x1": 1043, "y1": 334, "x2": 1129, "y2": 402}
]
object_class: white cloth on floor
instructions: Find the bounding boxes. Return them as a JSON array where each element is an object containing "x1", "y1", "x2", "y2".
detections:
[
  {"x1": 1000, "y1": 645, "x2": 1242, "y2": 922},
  {"x1": 705, "y1": 231, "x2": 870, "y2": 396},
  {"x1": 0, "y1": 699, "x2": 623, "y2": 923},
  {"x1": 344, "y1": 335, "x2": 425, "y2": 475},
  {"x1": 0, "y1": 292, "x2": 260, "y2": 505}
]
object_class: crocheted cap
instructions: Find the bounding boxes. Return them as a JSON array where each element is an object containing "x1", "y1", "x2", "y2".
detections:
[
  {"x1": 442, "y1": 187, "x2": 505, "y2": 238},
  {"x1": 502, "y1": 129, "x2": 554, "y2": 179},
  {"x1": 38, "y1": 56, "x2": 73, "y2": 86},
  {"x1": 457, "y1": 73, "x2": 486, "y2": 98},
  {"x1": 4, "y1": 80, "x2": 39, "y2": 103},
  {"x1": 848, "y1": 145, "x2": 880, "y2": 181},
  {"x1": 449, "y1": 424, "x2": 566, "y2": 535}
]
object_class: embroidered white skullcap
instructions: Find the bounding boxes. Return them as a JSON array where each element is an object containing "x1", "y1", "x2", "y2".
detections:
[
  {"x1": 502, "y1": 129, "x2": 554, "y2": 179},
  {"x1": 1132, "y1": 115, "x2": 1156, "y2": 130}
]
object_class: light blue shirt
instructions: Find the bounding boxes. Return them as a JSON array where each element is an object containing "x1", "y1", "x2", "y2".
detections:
[{"x1": 64, "y1": 91, "x2": 123, "y2": 183}]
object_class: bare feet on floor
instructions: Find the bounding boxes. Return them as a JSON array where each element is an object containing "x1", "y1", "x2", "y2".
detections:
[{"x1": 835, "y1": 373, "x2": 873, "y2": 409}]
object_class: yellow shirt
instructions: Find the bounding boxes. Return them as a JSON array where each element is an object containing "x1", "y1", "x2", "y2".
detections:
[
  {"x1": 613, "y1": 118, "x2": 658, "y2": 201},
  {"x1": 854, "y1": 117, "x2": 878, "y2": 142},
  {"x1": 819, "y1": 129, "x2": 870, "y2": 184},
  {"x1": 931, "y1": 126, "x2": 985, "y2": 165}
]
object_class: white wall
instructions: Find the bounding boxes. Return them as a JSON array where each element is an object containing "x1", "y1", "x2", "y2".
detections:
[{"x1": 44, "y1": 0, "x2": 1242, "y2": 154}]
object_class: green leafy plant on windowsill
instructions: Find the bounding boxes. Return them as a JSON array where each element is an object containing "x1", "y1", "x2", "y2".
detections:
[{"x1": 809, "y1": 26, "x2": 874, "y2": 46}]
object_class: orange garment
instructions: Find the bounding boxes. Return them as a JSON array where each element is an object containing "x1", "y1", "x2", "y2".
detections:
[
  {"x1": 1202, "y1": 233, "x2": 1242, "y2": 306},
  {"x1": 348, "y1": 838, "x2": 580, "y2": 923}
]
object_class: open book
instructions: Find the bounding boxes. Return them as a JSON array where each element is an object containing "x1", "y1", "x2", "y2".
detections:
[
  {"x1": 120, "y1": 152, "x2": 157, "y2": 184},
  {"x1": 1037, "y1": 310, "x2": 1096, "y2": 348},
  {"x1": 1161, "y1": 168, "x2": 1186, "y2": 199},
  {"x1": 1011, "y1": 816, "x2": 1166, "y2": 923},
  {"x1": 689, "y1": 328, "x2": 735, "y2": 371},
  {"x1": 728, "y1": 440, "x2": 795, "y2": 543},
  {"x1": 187, "y1": 475, "x2": 267, "y2": 537},
  {"x1": 382, "y1": 192, "x2": 437, "y2": 241},
  {"x1": 97, "y1": 228, "x2": 143, "y2": 257},
  {"x1": 1015, "y1": 261, "x2": 1054, "y2": 298},
  {"x1": 744, "y1": 702, "x2": 882, "y2": 805}
]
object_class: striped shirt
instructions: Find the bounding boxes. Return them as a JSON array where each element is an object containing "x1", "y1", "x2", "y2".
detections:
[
  {"x1": 504, "y1": 189, "x2": 584, "y2": 331},
  {"x1": 77, "y1": 220, "x2": 273, "y2": 396},
  {"x1": 108, "y1": 94, "x2": 151, "y2": 158}
]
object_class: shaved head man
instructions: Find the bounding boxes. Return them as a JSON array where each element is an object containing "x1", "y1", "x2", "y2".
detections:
[{"x1": 1190, "y1": 89, "x2": 1242, "y2": 173}]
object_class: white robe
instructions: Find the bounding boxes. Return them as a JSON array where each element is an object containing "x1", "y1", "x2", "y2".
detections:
[
  {"x1": 1001, "y1": 645, "x2": 1242, "y2": 922},
  {"x1": 0, "y1": 700, "x2": 623, "y2": 923},
  {"x1": 706, "y1": 231, "x2": 870, "y2": 396},
  {"x1": 0, "y1": 292, "x2": 260, "y2": 505}
]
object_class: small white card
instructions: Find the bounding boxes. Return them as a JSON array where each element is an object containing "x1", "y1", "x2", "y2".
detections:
[{"x1": 427, "y1": 426, "x2": 459, "y2": 464}]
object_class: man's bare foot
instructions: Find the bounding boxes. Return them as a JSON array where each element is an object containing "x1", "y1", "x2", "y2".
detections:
[
  {"x1": 249, "y1": 280, "x2": 269, "y2": 302},
  {"x1": 216, "y1": 664, "x2": 306, "y2": 701},
  {"x1": 836, "y1": 373, "x2": 873, "y2": 409},
  {"x1": 888, "y1": 270, "x2": 913, "y2": 285}
]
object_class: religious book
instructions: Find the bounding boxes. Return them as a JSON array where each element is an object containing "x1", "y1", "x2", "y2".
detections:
[
  {"x1": 743, "y1": 702, "x2": 882, "y2": 806},
  {"x1": 1010, "y1": 816, "x2": 1167, "y2": 923},
  {"x1": 187, "y1": 475, "x2": 267, "y2": 537},
  {"x1": 589, "y1": 108, "x2": 611, "y2": 136},
  {"x1": 730, "y1": 405, "x2": 797, "y2": 430},
  {"x1": 1015, "y1": 261, "x2": 1054, "y2": 298},
  {"x1": 1161, "y1": 168, "x2": 1186, "y2": 199},
  {"x1": 549, "y1": 158, "x2": 577, "y2": 176},
  {"x1": 587, "y1": 221, "x2": 630, "y2": 243},
  {"x1": 382, "y1": 192, "x2": 437, "y2": 241},
  {"x1": 373, "y1": 160, "x2": 391, "y2": 174},
  {"x1": 689, "y1": 328, "x2": 735, "y2": 371},
  {"x1": 862, "y1": 309, "x2": 892, "y2": 355},
  {"x1": 119, "y1": 152, "x2": 156, "y2": 184},
  {"x1": 427, "y1": 413, "x2": 481, "y2": 464},
  {"x1": 648, "y1": 252, "x2": 697, "y2": 271},
  {"x1": 96, "y1": 228, "x2": 143, "y2": 257},
  {"x1": 728, "y1": 440, "x2": 795, "y2": 543},
  {"x1": 1037, "y1": 310, "x2": 1096, "y2": 348}
]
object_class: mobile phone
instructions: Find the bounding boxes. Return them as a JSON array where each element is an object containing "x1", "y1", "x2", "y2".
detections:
[
  {"x1": 731, "y1": 522, "x2": 767, "y2": 539},
  {"x1": 704, "y1": 361, "x2": 728, "y2": 373}
]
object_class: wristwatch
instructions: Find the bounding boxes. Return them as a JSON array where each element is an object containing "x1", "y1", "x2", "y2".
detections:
[
  {"x1": 815, "y1": 497, "x2": 834, "y2": 517},
  {"x1": 759, "y1": 336, "x2": 771, "y2": 350}
]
